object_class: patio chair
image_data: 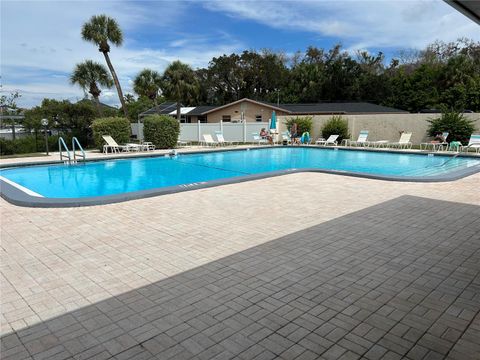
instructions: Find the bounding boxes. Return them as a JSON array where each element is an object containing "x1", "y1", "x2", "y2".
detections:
[
  {"x1": 344, "y1": 130, "x2": 369, "y2": 147},
  {"x1": 315, "y1": 135, "x2": 339, "y2": 146},
  {"x1": 252, "y1": 132, "x2": 268, "y2": 145},
  {"x1": 202, "y1": 134, "x2": 219, "y2": 147},
  {"x1": 102, "y1": 135, "x2": 135, "y2": 154},
  {"x1": 420, "y1": 132, "x2": 449, "y2": 151},
  {"x1": 388, "y1": 133, "x2": 413, "y2": 149},
  {"x1": 215, "y1": 131, "x2": 233, "y2": 146},
  {"x1": 141, "y1": 141, "x2": 156, "y2": 151},
  {"x1": 281, "y1": 131, "x2": 291, "y2": 145},
  {"x1": 461, "y1": 134, "x2": 480, "y2": 153}
]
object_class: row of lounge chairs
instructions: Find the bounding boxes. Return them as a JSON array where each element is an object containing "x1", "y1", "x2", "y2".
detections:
[
  {"x1": 102, "y1": 135, "x2": 155, "y2": 154},
  {"x1": 318, "y1": 131, "x2": 480, "y2": 152}
]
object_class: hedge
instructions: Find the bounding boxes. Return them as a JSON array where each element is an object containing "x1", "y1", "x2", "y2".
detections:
[
  {"x1": 427, "y1": 110, "x2": 476, "y2": 145},
  {"x1": 321, "y1": 115, "x2": 350, "y2": 143},
  {"x1": 285, "y1": 116, "x2": 313, "y2": 136},
  {"x1": 143, "y1": 115, "x2": 180, "y2": 149},
  {"x1": 0, "y1": 135, "x2": 70, "y2": 155},
  {"x1": 91, "y1": 117, "x2": 131, "y2": 150}
]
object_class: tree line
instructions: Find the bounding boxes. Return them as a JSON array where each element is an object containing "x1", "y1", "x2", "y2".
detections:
[{"x1": 67, "y1": 14, "x2": 479, "y2": 125}]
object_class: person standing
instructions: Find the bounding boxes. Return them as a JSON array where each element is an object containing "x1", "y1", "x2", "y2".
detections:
[{"x1": 290, "y1": 122, "x2": 298, "y2": 145}]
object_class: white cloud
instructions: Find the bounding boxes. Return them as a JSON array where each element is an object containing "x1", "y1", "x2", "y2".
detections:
[
  {"x1": 203, "y1": 0, "x2": 480, "y2": 50},
  {"x1": 1, "y1": 0, "x2": 244, "y2": 107}
]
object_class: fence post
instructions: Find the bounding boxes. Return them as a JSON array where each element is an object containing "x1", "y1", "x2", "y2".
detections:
[
  {"x1": 220, "y1": 120, "x2": 223, "y2": 134},
  {"x1": 197, "y1": 121, "x2": 201, "y2": 143},
  {"x1": 243, "y1": 121, "x2": 247, "y2": 143}
]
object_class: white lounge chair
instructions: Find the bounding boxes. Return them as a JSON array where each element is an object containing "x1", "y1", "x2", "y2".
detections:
[
  {"x1": 252, "y1": 132, "x2": 268, "y2": 145},
  {"x1": 281, "y1": 131, "x2": 291, "y2": 145},
  {"x1": 102, "y1": 135, "x2": 136, "y2": 153},
  {"x1": 215, "y1": 131, "x2": 233, "y2": 146},
  {"x1": 388, "y1": 133, "x2": 412, "y2": 149},
  {"x1": 461, "y1": 134, "x2": 480, "y2": 153},
  {"x1": 344, "y1": 130, "x2": 369, "y2": 147},
  {"x1": 202, "y1": 134, "x2": 219, "y2": 147},
  {"x1": 316, "y1": 135, "x2": 339, "y2": 146},
  {"x1": 420, "y1": 132, "x2": 449, "y2": 151}
]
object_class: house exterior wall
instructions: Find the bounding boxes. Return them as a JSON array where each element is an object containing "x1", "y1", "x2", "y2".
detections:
[
  {"x1": 278, "y1": 113, "x2": 480, "y2": 144},
  {"x1": 205, "y1": 101, "x2": 289, "y2": 123}
]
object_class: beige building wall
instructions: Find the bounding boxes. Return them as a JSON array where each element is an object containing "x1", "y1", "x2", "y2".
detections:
[
  {"x1": 206, "y1": 102, "x2": 289, "y2": 123},
  {"x1": 278, "y1": 113, "x2": 480, "y2": 144}
]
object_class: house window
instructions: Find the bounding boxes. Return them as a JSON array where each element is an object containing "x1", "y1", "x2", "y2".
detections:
[
  {"x1": 222, "y1": 115, "x2": 231, "y2": 122},
  {"x1": 197, "y1": 115, "x2": 207, "y2": 123},
  {"x1": 255, "y1": 115, "x2": 262, "y2": 122}
]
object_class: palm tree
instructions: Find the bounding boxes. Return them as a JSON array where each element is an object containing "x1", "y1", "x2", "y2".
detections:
[
  {"x1": 81, "y1": 14, "x2": 128, "y2": 117},
  {"x1": 133, "y1": 69, "x2": 163, "y2": 105},
  {"x1": 70, "y1": 60, "x2": 113, "y2": 114},
  {"x1": 162, "y1": 61, "x2": 199, "y2": 120}
]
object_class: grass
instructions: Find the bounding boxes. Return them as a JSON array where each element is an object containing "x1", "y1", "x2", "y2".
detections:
[{"x1": 1, "y1": 153, "x2": 49, "y2": 159}]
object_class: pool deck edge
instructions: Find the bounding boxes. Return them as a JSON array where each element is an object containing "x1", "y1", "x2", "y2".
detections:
[{"x1": 2, "y1": 163, "x2": 480, "y2": 208}]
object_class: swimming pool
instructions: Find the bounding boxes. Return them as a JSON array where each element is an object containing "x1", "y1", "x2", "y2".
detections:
[{"x1": 1, "y1": 147, "x2": 479, "y2": 206}]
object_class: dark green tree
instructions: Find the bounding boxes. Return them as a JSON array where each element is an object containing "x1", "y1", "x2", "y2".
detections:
[{"x1": 70, "y1": 60, "x2": 113, "y2": 114}]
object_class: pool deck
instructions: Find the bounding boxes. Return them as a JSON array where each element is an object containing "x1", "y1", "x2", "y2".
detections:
[{"x1": 1, "y1": 149, "x2": 479, "y2": 359}]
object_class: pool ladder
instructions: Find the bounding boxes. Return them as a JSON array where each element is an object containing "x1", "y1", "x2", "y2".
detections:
[{"x1": 59, "y1": 137, "x2": 85, "y2": 164}]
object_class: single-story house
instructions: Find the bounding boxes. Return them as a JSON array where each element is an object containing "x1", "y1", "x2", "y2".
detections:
[{"x1": 139, "y1": 98, "x2": 407, "y2": 123}]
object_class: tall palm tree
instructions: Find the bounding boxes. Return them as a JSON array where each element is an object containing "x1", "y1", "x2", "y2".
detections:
[
  {"x1": 162, "y1": 61, "x2": 199, "y2": 120},
  {"x1": 133, "y1": 69, "x2": 163, "y2": 105},
  {"x1": 70, "y1": 60, "x2": 113, "y2": 114},
  {"x1": 81, "y1": 14, "x2": 128, "y2": 116}
]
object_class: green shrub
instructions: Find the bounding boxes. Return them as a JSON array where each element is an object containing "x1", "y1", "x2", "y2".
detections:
[
  {"x1": 91, "y1": 117, "x2": 131, "y2": 150},
  {"x1": 0, "y1": 135, "x2": 67, "y2": 155},
  {"x1": 285, "y1": 116, "x2": 313, "y2": 135},
  {"x1": 143, "y1": 115, "x2": 180, "y2": 149},
  {"x1": 321, "y1": 115, "x2": 350, "y2": 142},
  {"x1": 427, "y1": 110, "x2": 476, "y2": 145}
]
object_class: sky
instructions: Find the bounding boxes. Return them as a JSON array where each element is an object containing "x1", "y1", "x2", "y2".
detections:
[{"x1": 1, "y1": 0, "x2": 479, "y2": 108}]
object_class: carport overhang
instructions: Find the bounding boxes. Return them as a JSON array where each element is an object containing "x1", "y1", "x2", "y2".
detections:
[{"x1": 444, "y1": 0, "x2": 480, "y2": 25}]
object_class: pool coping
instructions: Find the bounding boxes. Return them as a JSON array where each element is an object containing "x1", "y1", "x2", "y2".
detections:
[{"x1": 1, "y1": 146, "x2": 480, "y2": 208}]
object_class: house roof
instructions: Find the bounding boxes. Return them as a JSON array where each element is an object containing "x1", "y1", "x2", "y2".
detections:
[
  {"x1": 201, "y1": 98, "x2": 290, "y2": 115},
  {"x1": 140, "y1": 99, "x2": 407, "y2": 119},
  {"x1": 168, "y1": 107, "x2": 196, "y2": 115},
  {"x1": 185, "y1": 106, "x2": 218, "y2": 116},
  {"x1": 76, "y1": 98, "x2": 117, "y2": 110},
  {"x1": 139, "y1": 102, "x2": 179, "y2": 116},
  {"x1": 278, "y1": 102, "x2": 408, "y2": 114}
]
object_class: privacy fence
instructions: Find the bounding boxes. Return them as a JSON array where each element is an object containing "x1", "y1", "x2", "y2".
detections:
[
  {"x1": 131, "y1": 113, "x2": 480, "y2": 144},
  {"x1": 132, "y1": 121, "x2": 271, "y2": 142},
  {"x1": 278, "y1": 113, "x2": 480, "y2": 144}
]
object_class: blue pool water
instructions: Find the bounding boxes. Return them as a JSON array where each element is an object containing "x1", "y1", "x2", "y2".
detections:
[{"x1": 1, "y1": 148, "x2": 479, "y2": 198}]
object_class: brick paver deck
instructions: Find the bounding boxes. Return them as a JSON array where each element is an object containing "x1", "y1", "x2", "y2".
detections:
[{"x1": 1, "y1": 194, "x2": 479, "y2": 359}]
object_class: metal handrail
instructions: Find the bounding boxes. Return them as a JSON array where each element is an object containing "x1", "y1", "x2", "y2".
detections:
[
  {"x1": 436, "y1": 143, "x2": 474, "y2": 167},
  {"x1": 58, "y1": 137, "x2": 71, "y2": 164},
  {"x1": 72, "y1": 137, "x2": 85, "y2": 163}
]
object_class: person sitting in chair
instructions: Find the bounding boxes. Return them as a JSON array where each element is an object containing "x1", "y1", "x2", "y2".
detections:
[{"x1": 260, "y1": 128, "x2": 273, "y2": 145}]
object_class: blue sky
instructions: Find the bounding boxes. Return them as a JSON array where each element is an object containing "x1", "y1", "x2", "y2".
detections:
[{"x1": 1, "y1": 0, "x2": 479, "y2": 108}]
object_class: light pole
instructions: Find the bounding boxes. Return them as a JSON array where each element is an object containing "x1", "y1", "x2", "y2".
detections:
[{"x1": 41, "y1": 118, "x2": 49, "y2": 155}]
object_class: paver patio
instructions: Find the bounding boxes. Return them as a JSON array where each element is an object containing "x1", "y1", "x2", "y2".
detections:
[{"x1": 1, "y1": 171, "x2": 479, "y2": 359}]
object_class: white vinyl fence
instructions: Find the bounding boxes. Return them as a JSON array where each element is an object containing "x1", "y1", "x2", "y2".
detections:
[{"x1": 132, "y1": 121, "x2": 271, "y2": 142}]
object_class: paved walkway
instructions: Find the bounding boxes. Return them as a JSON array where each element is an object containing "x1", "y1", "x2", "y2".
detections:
[{"x1": 1, "y1": 195, "x2": 479, "y2": 359}]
